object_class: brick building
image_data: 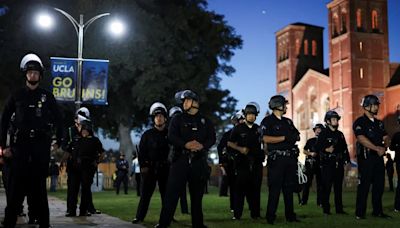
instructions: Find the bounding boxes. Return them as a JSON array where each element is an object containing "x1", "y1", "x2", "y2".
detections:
[{"x1": 275, "y1": 0, "x2": 400, "y2": 159}]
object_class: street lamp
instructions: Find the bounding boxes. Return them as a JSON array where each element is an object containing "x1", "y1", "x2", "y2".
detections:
[{"x1": 36, "y1": 8, "x2": 125, "y2": 109}]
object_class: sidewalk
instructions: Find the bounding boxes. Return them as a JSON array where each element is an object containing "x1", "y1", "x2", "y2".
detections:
[{"x1": 0, "y1": 188, "x2": 144, "y2": 227}]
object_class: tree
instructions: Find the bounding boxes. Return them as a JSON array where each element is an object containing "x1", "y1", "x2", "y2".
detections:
[{"x1": 0, "y1": 0, "x2": 242, "y2": 159}]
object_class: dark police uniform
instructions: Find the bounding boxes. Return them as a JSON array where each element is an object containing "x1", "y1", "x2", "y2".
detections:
[
  {"x1": 69, "y1": 134, "x2": 103, "y2": 215},
  {"x1": 315, "y1": 127, "x2": 349, "y2": 214},
  {"x1": 134, "y1": 127, "x2": 169, "y2": 221},
  {"x1": 64, "y1": 126, "x2": 99, "y2": 216},
  {"x1": 158, "y1": 112, "x2": 215, "y2": 228},
  {"x1": 389, "y1": 130, "x2": 400, "y2": 210},
  {"x1": 229, "y1": 122, "x2": 263, "y2": 219},
  {"x1": 301, "y1": 137, "x2": 322, "y2": 205},
  {"x1": 64, "y1": 126, "x2": 80, "y2": 215},
  {"x1": 261, "y1": 114, "x2": 299, "y2": 223},
  {"x1": 353, "y1": 114, "x2": 387, "y2": 217},
  {"x1": 0, "y1": 86, "x2": 63, "y2": 227},
  {"x1": 115, "y1": 157, "x2": 129, "y2": 194},
  {"x1": 385, "y1": 155, "x2": 394, "y2": 191},
  {"x1": 217, "y1": 129, "x2": 236, "y2": 210}
]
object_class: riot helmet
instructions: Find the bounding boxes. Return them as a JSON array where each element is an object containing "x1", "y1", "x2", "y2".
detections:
[
  {"x1": 169, "y1": 106, "x2": 182, "y2": 118},
  {"x1": 231, "y1": 110, "x2": 245, "y2": 125},
  {"x1": 75, "y1": 107, "x2": 90, "y2": 123},
  {"x1": 232, "y1": 110, "x2": 245, "y2": 121},
  {"x1": 175, "y1": 89, "x2": 200, "y2": 112},
  {"x1": 324, "y1": 110, "x2": 340, "y2": 129},
  {"x1": 243, "y1": 102, "x2": 260, "y2": 116},
  {"x1": 175, "y1": 89, "x2": 199, "y2": 103},
  {"x1": 20, "y1": 53, "x2": 44, "y2": 74},
  {"x1": 360, "y1": 94, "x2": 380, "y2": 115},
  {"x1": 313, "y1": 123, "x2": 324, "y2": 131},
  {"x1": 149, "y1": 102, "x2": 167, "y2": 117},
  {"x1": 268, "y1": 95, "x2": 288, "y2": 112},
  {"x1": 20, "y1": 53, "x2": 44, "y2": 85}
]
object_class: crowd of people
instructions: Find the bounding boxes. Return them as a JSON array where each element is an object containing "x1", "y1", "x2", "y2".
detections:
[{"x1": 0, "y1": 53, "x2": 399, "y2": 228}]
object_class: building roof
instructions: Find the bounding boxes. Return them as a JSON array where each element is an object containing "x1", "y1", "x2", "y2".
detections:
[
  {"x1": 276, "y1": 22, "x2": 324, "y2": 35},
  {"x1": 290, "y1": 22, "x2": 324, "y2": 30}
]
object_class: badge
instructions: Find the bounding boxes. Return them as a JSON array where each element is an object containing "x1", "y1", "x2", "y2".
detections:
[{"x1": 41, "y1": 94, "x2": 47, "y2": 103}]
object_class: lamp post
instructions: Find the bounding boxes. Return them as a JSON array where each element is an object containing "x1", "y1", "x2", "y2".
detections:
[{"x1": 53, "y1": 8, "x2": 110, "y2": 109}]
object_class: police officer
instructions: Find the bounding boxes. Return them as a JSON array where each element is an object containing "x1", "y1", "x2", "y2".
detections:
[
  {"x1": 62, "y1": 107, "x2": 100, "y2": 216},
  {"x1": 315, "y1": 111, "x2": 349, "y2": 215},
  {"x1": 390, "y1": 115, "x2": 400, "y2": 211},
  {"x1": 69, "y1": 120, "x2": 104, "y2": 216},
  {"x1": 132, "y1": 102, "x2": 170, "y2": 223},
  {"x1": 354, "y1": 94, "x2": 391, "y2": 219},
  {"x1": 156, "y1": 90, "x2": 215, "y2": 228},
  {"x1": 261, "y1": 95, "x2": 300, "y2": 224},
  {"x1": 217, "y1": 111, "x2": 244, "y2": 212},
  {"x1": 300, "y1": 123, "x2": 324, "y2": 206},
  {"x1": 228, "y1": 102, "x2": 264, "y2": 220},
  {"x1": 0, "y1": 53, "x2": 64, "y2": 228},
  {"x1": 115, "y1": 154, "x2": 129, "y2": 195},
  {"x1": 168, "y1": 106, "x2": 189, "y2": 215}
]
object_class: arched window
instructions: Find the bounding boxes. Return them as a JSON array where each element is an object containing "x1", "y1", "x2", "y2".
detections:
[
  {"x1": 332, "y1": 13, "x2": 339, "y2": 37},
  {"x1": 312, "y1": 40, "x2": 317, "y2": 56},
  {"x1": 372, "y1": 10, "x2": 379, "y2": 31},
  {"x1": 285, "y1": 44, "x2": 289, "y2": 59},
  {"x1": 304, "y1": 39, "x2": 308, "y2": 55},
  {"x1": 356, "y1": 9, "x2": 363, "y2": 29},
  {"x1": 341, "y1": 10, "x2": 347, "y2": 33},
  {"x1": 295, "y1": 39, "x2": 300, "y2": 56}
]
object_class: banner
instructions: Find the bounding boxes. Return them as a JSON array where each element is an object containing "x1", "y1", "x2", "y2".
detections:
[
  {"x1": 51, "y1": 57, "x2": 77, "y2": 103},
  {"x1": 82, "y1": 59, "x2": 109, "y2": 105},
  {"x1": 50, "y1": 57, "x2": 109, "y2": 105}
]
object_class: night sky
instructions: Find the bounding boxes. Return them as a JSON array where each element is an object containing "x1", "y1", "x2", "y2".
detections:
[{"x1": 208, "y1": 0, "x2": 400, "y2": 119}]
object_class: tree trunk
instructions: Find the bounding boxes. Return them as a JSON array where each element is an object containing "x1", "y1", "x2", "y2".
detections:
[{"x1": 118, "y1": 122, "x2": 134, "y2": 168}]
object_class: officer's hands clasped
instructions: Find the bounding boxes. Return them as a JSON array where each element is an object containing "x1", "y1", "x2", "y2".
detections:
[{"x1": 185, "y1": 140, "x2": 204, "y2": 152}]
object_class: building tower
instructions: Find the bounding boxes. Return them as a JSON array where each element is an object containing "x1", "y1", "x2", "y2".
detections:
[
  {"x1": 327, "y1": 0, "x2": 390, "y2": 155},
  {"x1": 276, "y1": 23, "x2": 324, "y2": 119}
]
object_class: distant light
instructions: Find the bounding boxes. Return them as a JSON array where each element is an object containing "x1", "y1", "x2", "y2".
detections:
[
  {"x1": 210, "y1": 153, "x2": 217, "y2": 160},
  {"x1": 36, "y1": 13, "x2": 54, "y2": 29},
  {"x1": 261, "y1": 10, "x2": 267, "y2": 15},
  {"x1": 109, "y1": 20, "x2": 125, "y2": 36}
]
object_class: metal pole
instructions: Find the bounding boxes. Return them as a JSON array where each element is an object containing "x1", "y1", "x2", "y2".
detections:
[
  {"x1": 76, "y1": 14, "x2": 84, "y2": 110},
  {"x1": 53, "y1": 8, "x2": 110, "y2": 111}
]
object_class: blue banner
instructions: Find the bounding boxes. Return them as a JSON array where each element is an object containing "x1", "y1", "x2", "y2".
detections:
[
  {"x1": 50, "y1": 57, "x2": 77, "y2": 102},
  {"x1": 82, "y1": 59, "x2": 109, "y2": 105},
  {"x1": 50, "y1": 57, "x2": 109, "y2": 105}
]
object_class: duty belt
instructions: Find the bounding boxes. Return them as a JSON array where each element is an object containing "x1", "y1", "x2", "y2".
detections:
[
  {"x1": 320, "y1": 152, "x2": 336, "y2": 160},
  {"x1": 18, "y1": 129, "x2": 47, "y2": 139},
  {"x1": 268, "y1": 149, "x2": 296, "y2": 158},
  {"x1": 183, "y1": 149, "x2": 206, "y2": 164}
]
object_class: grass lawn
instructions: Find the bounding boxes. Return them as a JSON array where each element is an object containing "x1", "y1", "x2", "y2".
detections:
[{"x1": 49, "y1": 186, "x2": 400, "y2": 227}]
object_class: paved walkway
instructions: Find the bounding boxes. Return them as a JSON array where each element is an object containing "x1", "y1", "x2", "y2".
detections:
[{"x1": 0, "y1": 188, "x2": 144, "y2": 227}]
